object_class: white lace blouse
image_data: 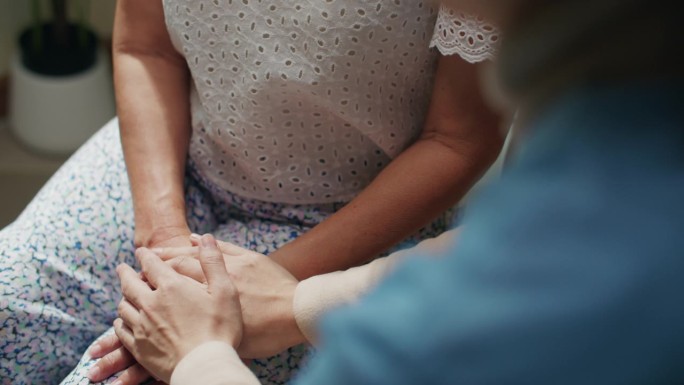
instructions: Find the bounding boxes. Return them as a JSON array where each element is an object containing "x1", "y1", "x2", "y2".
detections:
[{"x1": 162, "y1": 1, "x2": 499, "y2": 204}]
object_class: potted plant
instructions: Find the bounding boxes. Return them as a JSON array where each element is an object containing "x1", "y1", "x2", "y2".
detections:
[{"x1": 9, "y1": 0, "x2": 115, "y2": 155}]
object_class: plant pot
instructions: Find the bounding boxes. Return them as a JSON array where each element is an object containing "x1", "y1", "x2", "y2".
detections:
[
  {"x1": 9, "y1": 24, "x2": 115, "y2": 156},
  {"x1": 20, "y1": 23, "x2": 99, "y2": 76}
]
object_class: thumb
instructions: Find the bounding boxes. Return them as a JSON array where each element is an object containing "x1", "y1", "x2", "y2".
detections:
[{"x1": 198, "y1": 234, "x2": 229, "y2": 288}]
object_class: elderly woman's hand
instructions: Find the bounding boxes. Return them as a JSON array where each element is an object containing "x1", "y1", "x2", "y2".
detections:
[{"x1": 113, "y1": 234, "x2": 243, "y2": 384}]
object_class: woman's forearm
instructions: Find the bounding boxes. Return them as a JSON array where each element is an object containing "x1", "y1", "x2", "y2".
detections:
[
  {"x1": 115, "y1": 51, "x2": 191, "y2": 247},
  {"x1": 271, "y1": 55, "x2": 503, "y2": 280},
  {"x1": 113, "y1": 0, "x2": 192, "y2": 247},
  {"x1": 273, "y1": 137, "x2": 494, "y2": 280}
]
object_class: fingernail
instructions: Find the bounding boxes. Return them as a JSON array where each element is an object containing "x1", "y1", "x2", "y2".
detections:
[
  {"x1": 190, "y1": 233, "x2": 201, "y2": 240},
  {"x1": 150, "y1": 247, "x2": 163, "y2": 254},
  {"x1": 87, "y1": 365, "x2": 101, "y2": 380},
  {"x1": 201, "y1": 234, "x2": 217, "y2": 248}
]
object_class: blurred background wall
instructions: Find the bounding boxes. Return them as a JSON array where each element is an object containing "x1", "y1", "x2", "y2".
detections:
[{"x1": 0, "y1": 0, "x2": 117, "y2": 227}]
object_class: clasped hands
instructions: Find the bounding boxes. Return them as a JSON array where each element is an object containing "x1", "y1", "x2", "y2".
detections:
[{"x1": 87, "y1": 234, "x2": 306, "y2": 385}]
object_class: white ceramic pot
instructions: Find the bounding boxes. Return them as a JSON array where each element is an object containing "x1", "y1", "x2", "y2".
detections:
[{"x1": 9, "y1": 49, "x2": 116, "y2": 155}]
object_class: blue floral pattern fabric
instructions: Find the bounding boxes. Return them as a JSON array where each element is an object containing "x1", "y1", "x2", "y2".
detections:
[{"x1": 0, "y1": 119, "x2": 454, "y2": 385}]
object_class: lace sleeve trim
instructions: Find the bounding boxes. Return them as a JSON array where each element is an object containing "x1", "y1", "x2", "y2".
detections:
[{"x1": 430, "y1": 5, "x2": 500, "y2": 63}]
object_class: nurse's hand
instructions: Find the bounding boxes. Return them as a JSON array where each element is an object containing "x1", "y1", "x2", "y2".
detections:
[
  {"x1": 87, "y1": 237, "x2": 304, "y2": 384},
  {"x1": 114, "y1": 234, "x2": 243, "y2": 384},
  {"x1": 160, "y1": 235, "x2": 306, "y2": 359}
]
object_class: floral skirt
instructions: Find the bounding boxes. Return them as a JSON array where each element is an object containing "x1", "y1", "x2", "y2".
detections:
[{"x1": 0, "y1": 118, "x2": 455, "y2": 385}]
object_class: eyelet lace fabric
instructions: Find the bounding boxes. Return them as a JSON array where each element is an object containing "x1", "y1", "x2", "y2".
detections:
[
  {"x1": 162, "y1": 1, "x2": 497, "y2": 205},
  {"x1": 430, "y1": 5, "x2": 499, "y2": 63}
]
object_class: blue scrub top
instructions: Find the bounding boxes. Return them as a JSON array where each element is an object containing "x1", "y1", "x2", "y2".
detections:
[{"x1": 297, "y1": 82, "x2": 684, "y2": 385}]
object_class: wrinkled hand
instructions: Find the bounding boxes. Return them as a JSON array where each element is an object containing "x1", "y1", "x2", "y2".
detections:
[
  {"x1": 113, "y1": 234, "x2": 243, "y2": 384},
  {"x1": 155, "y1": 235, "x2": 306, "y2": 359},
  {"x1": 143, "y1": 224, "x2": 193, "y2": 249}
]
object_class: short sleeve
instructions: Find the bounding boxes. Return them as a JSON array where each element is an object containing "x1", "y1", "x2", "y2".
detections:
[{"x1": 430, "y1": 5, "x2": 500, "y2": 63}]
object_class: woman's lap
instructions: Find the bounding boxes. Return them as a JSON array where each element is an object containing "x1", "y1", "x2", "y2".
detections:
[
  {"x1": 0, "y1": 119, "x2": 137, "y2": 384},
  {"x1": 0, "y1": 119, "x2": 213, "y2": 384}
]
